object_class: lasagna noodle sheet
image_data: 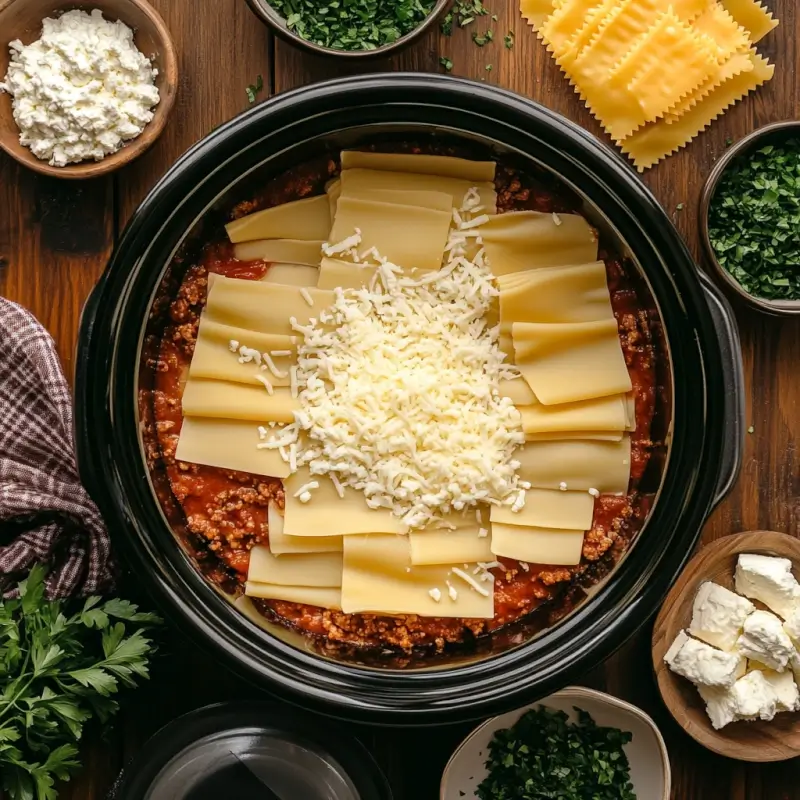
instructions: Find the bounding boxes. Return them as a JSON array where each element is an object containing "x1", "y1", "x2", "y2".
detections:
[
  {"x1": 720, "y1": 0, "x2": 779, "y2": 43},
  {"x1": 525, "y1": 430, "x2": 623, "y2": 441},
  {"x1": 520, "y1": 0, "x2": 559, "y2": 30},
  {"x1": 346, "y1": 188, "x2": 454, "y2": 212},
  {"x1": 339, "y1": 168, "x2": 496, "y2": 213},
  {"x1": 340, "y1": 151, "x2": 496, "y2": 183},
  {"x1": 541, "y1": 0, "x2": 606, "y2": 55},
  {"x1": 515, "y1": 436, "x2": 632, "y2": 494},
  {"x1": 189, "y1": 317, "x2": 296, "y2": 385},
  {"x1": 225, "y1": 195, "x2": 332, "y2": 243},
  {"x1": 622, "y1": 52, "x2": 774, "y2": 170},
  {"x1": 491, "y1": 489, "x2": 595, "y2": 530},
  {"x1": 491, "y1": 523, "x2": 585, "y2": 565},
  {"x1": 182, "y1": 379, "x2": 298, "y2": 423},
  {"x1": 517, "y1": 394, "x2": 627, "y2": 434},
  {"x1": 247, "y1": 545, "x2": 343, "y2": 587},
  {"x1": 267, "y1": 504, "x2": 343, "y2": 554},
  {"x1": 204, "y1": 274, "x2": 335, "y2": 335},
  {"x1": 499, "y1": 378, "x2": 537, "y2": 406},
  {"x1": 233, "y1": 238, "x2": 324, "y2": 266},
  {"x1": 245, "y1": 582, "x2": 342, "y2": 609},
  {"x1": 329, "y1": 196, "x2": 451, "y2": 271},
  {"x1": 513, "y1": 319, "x2": 632, "y2": 404},
  {"x1": 262, "y1": 264, "x2": 320, "y2": 287},
  {"x1": 174, "y1": 417, "x2": 292, "y2": 478},
  {"x1": 498, "y1": 261, "x2": 613, "y2": 329},
  {"x1": 480, "y1": 211, "x2": 598, "y2": 275},
  {"x1": 327, "y1": 179, "x2": 342, "y2": 219},
  {"x1": 283, "y1": 470, "x2": 404, "y2": 537},
  {"x1": 341, "y1": 534, "x2": 494, "y2": 618},
  {"x1": 408, "y1": 527, "x2": 494, "y2": 566},
  {"x1": 316, "y1": 257, "x2": 380, "y2": 291},
  {"x1": 691, "y1": 4, "x2": 751, "y2": 63}
]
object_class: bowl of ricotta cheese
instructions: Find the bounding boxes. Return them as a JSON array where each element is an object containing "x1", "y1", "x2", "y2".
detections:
[{"x1": 0, "y1": 0, "x2": 177, "y2": 177}]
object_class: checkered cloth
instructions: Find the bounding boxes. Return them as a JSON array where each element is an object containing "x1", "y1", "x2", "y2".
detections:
[{"x1": 0, "y1": 297, "x2": 115, "y2": 597}]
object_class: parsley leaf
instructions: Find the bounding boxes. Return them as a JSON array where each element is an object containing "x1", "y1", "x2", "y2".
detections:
[
  {"x1": 0, "y1": 566, "x2": 161, "y2": 800},
  {"x1": 708, "y1": 138, "x2": 800, "y2": 300},
  {"x1": 246, "y1": 74, "x2": 263, "y2": 105},
  {"x1": 477, "y1": 706, "x2": 635, "y2": 799},
  {"x1": 439, "y1": 56, "x2": 454, "y2": 72}
]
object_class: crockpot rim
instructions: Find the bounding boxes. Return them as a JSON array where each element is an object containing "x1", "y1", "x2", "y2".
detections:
[{"x1": 76, "y1": 74, "x2": 732, "y2": 724}]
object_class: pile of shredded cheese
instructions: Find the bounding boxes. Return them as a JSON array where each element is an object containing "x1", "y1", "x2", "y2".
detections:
[{"x1": 271, "y1": 191, "x2": 527, "y2": 529}]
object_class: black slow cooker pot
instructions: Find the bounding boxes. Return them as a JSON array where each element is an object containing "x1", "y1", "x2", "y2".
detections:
[{"x1": 75, "y1": 74, "x2": 744, "y2": 726}]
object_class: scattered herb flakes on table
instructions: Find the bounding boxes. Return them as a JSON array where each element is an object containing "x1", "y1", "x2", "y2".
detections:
[
  {"x1": 477, "y1": 706, "x2": 635, "y2": 800},
  {"x1": 268, "y1": 0, "x2": 437, "y2": 51},
  {"x1": 708, "y1": 139, "x2": 800, "y2": 301},
  {"x1": 0, "y1": 566, "x2": 162, "y2": 800}
]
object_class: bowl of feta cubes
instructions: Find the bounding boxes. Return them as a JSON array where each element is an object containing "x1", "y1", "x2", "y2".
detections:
[{"x1": 653, "y1": 530, "x2": 800, "y2": 761}]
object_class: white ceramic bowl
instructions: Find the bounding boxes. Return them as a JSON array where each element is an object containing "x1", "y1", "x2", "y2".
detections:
[{"x1": 440, "y1": 686, "x2": 671, "y2": 800}]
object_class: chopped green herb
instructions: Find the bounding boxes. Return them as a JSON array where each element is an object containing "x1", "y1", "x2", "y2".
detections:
[
  {"x1": 439, "y1": 56, "x2": 454, "y2": 72},
  {"x1": 485, "y1": 63, "x2": 493, "y2": 71},
  {"x1": 451, "y1": 0, "x2": 489, "y2": 30},
  {"x1": 473, "y1": 28, "x2": 494, "y2": 46},
  {"x1": 0, "y1": 567, "x2": 162, "y2": 800},
  {"x1": 477, "y1": 706, "x2": 635, "y2": 800},
  {"x1": 246, "y1": 74, "x2": 263, "y2": 104},
  {"x1": 269, "y1": 0, "x2": 436, "y2": 51},
  {"x1": 675, "y1": 202, "x2": 685, "y2": 211},
  {"x1": 725, "y1": 137, "x2": 735, "y2": 147},
  {"x1": 708, "y1": 138, "x2": 800, "y2": 300},
  {"x1": 441, "y1": 10, "x2": 454, "y2": 35},
  {"x1": 504, "y1": 31, "x2": 515, "y2": 48}
]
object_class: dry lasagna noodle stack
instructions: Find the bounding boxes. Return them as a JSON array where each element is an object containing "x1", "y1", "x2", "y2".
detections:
[
  {"x1": 174, "y1": 152, "x2": 633, "y2": 620},
  {"x1": 520, "y1": 0, "x2": 778, "y2": 169}
]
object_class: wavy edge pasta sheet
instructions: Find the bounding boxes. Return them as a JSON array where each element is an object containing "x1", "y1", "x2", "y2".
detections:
[{"x1": 721, "y1": 0, "x2": 779, "y2": 42}]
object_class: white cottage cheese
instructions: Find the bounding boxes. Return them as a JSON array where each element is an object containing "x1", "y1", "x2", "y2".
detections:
[{"x1": 0, "y1": 9, "x2": 160, "y2": 166}]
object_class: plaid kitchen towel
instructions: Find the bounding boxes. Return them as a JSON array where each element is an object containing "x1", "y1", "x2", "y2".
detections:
[{"x1": 0, "y1": 297, "x2": 114, "y2": 597}]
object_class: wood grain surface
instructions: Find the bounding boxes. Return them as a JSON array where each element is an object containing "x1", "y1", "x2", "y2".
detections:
[
  {"x1": 653, "y1": 531, "x2": 800, "y2": 763},
  {"x1": 0, "y1": 0, "x2": 798, "y2": 797}
]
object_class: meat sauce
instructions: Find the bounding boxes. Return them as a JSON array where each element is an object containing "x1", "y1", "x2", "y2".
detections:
[{"x1": 146, "y1": 152, "x2": 659, "y2": 655}]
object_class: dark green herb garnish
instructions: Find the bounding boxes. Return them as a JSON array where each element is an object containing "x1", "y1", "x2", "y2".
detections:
[
  {"x1": 473, "y1": 28, "x2": 494, "y2": 46},
  {"x1": 439, "y1": 56, "x2": 454, "y2": 71},
  {"x1": 477, "y1": 706, "x2": 635, "y2": 800},
  {"x1": 708, "y1": 139, "x2": 800, "y2": 300},
  {"x1": 0, "y1": 567, "x2": 162, "y2": 800},
  {"x1": 246, "y1": 74, "x2": 263, "y2": 104},
  {"x1": 269, "y1": 0, "x2": 436, "y2": 51},
  {"x1": 441, "y1": 10, "x2": 454, "y2": 35},
  {"x1": 504, "y1": 31, "x2": 515, "y2": 48}
]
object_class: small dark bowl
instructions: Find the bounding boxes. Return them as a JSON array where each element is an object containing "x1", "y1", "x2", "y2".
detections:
[
  {"x1": 699, "y1": 120, "x2": 800, "y2": 316},
  {"x1": 245, "y1": 0, "x2": 450, "y2": 59}
]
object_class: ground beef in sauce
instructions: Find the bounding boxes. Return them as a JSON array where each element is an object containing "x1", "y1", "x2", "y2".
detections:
[{"x1": 144, "y1": 149, "x2": 660, "y2": 655}]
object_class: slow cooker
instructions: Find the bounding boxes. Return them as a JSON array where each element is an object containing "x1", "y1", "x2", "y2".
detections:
[{"x1": 75, "y1": 74, "x2": 745, "y2": 725}]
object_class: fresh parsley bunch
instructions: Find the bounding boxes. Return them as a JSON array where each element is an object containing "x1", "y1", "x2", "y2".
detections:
[
  {"x1": 478, "y1": 706, "x2": 636, "y2": 799},
  {"x1": 0, "y1": 566, "x2": 162, "y2": 800}
]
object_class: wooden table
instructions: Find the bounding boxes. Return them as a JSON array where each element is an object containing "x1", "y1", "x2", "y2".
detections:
[{"x1": 1, "y1": 1, "x2": 798, "y2": 797}]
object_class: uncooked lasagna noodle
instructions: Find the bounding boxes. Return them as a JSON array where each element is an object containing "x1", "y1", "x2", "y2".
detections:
[
  {"x1": 691, "y1": 4, "x2": 751, "y2": 63},
  {"x1": 513, "y1": 319, "x2": 632, "y2": 405},
  {"x1": 341, "y1": 534, "x2": 494, "y2": 618},
  {"x1": 225, "y1": 195, "x2": 332, "y2": 243},
  {"x1": 517, "y1": 394, "x2": 627, "y2": 434},
  {"x1": 248, "y1": 545, "x2": 343, "y2": 587},
  {"x1": 282, "y1": 470, "x2": 404, "y2": 537},
  {"x1": 541, "y1": 0, "x2": 605, "y2": 55},
  {"x1": 341, "y1": 151, "x2": 496, "y2": 183},
  {"x1": 327, "y1": 179, "x2": 342, "y2": 219},
  {"x1": 499, "y1": 378, "x2": 538, "y2": 406},
  {"x1": 262, "y1": 264, "x2": 320, "y2": 287},
  {"x1": 490, "y1": 523, "x2": 585, "y2": 566},
  {"x1": 328, "y1": 196, "x2": 451, "y2": 271},
  {"x1": 204, "y1": 275, "x2": 335, "y2": 336},
  {"x1": 515, "y1": 436, "x2": 631, "y2": 494},
  {"x1": 316, "y1": 257, "x2": 379, "y2": 291},
  {"x1": 182, "y1": 379, "x2": 299, "y2": 423},
  {"x1": 621, "y1": 51, "x2": 774, "y2": 171},
  {"x1": 344, "y1": 188, "x2": 454, "y2": 212},
  {"x1": 520, "y1": 0, "x2": 559, "y2": 30},
  {"x1": 720, "y1": 0, "x2": 778, "y2": 43},
  {"x1": 338, "y1": 169, "x2": 497, "y2": 213},
  {"x1": 190, "y1": 317, "x2": 296, "y2": 385},
  {"x1": 491, "y1": 488, "x2": 595, "y2": 530},
  {"x1": 498, "y1": 262, "x2": 614, "y2": 329},
  {"x1": 175, "y1": 417, "x2": 292, "y2": 479},
  {"x1": 234, "y1": 238, "x2": 324, "y2": 266},
  {"x1": 525, "y1": 430, "x2": 623, "y2": 441},
  {"x1": 480, "y1": 212, "x2": 598, "y2": 275},
  {"x1": 408, "y1": 528, "x2": 494, "y2": 565},
  {"x1": 267, "y1": 504, "x2": 343, "y2": 555},
  {"x1": 245, "y1": 582, "x2": 342, "y2": 609}
]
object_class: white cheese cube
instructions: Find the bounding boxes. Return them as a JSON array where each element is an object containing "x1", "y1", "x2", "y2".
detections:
[
  {"x1": 689, "y1": 581, "x2": 755, "y2": 651},
  {"x1": 735, "y1": 553, "x2": 800, "y2": 620},
  {"x1": 697, "y1": 684, "x2": 740, "y2": 730},
  {"x1": 736, "y1": 610, "x2": 796, "y2": 672},
  {"x1": 665, "y1": 630, "x2": 745, "y2": 689},
  {"x1": 729, "y1": 670, "x2": 779, "y2": 721},
  {"x1": 783, "y1": 606, "x2": 800, "y2": 645},
  {"x1": 761, "y1": 669, "x2": 800, "y2": 712}
]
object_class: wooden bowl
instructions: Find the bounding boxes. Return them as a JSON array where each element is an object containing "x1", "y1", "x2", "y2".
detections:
[
  {"x1": 652, "y1": 530, "x2": 800, "y2": 761},
  {"x1": 0, "y1": 0, "x2": 177, "y2": 178},
  {"x1": 698, "y1": 120, "x2": 800, "y2": 316},
  {"x1": 245, "y1": 0, "x2": 450, "y2": 59},
  {"x1": 441, "y1": 686, "x2": 671, "y2": 800}
]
